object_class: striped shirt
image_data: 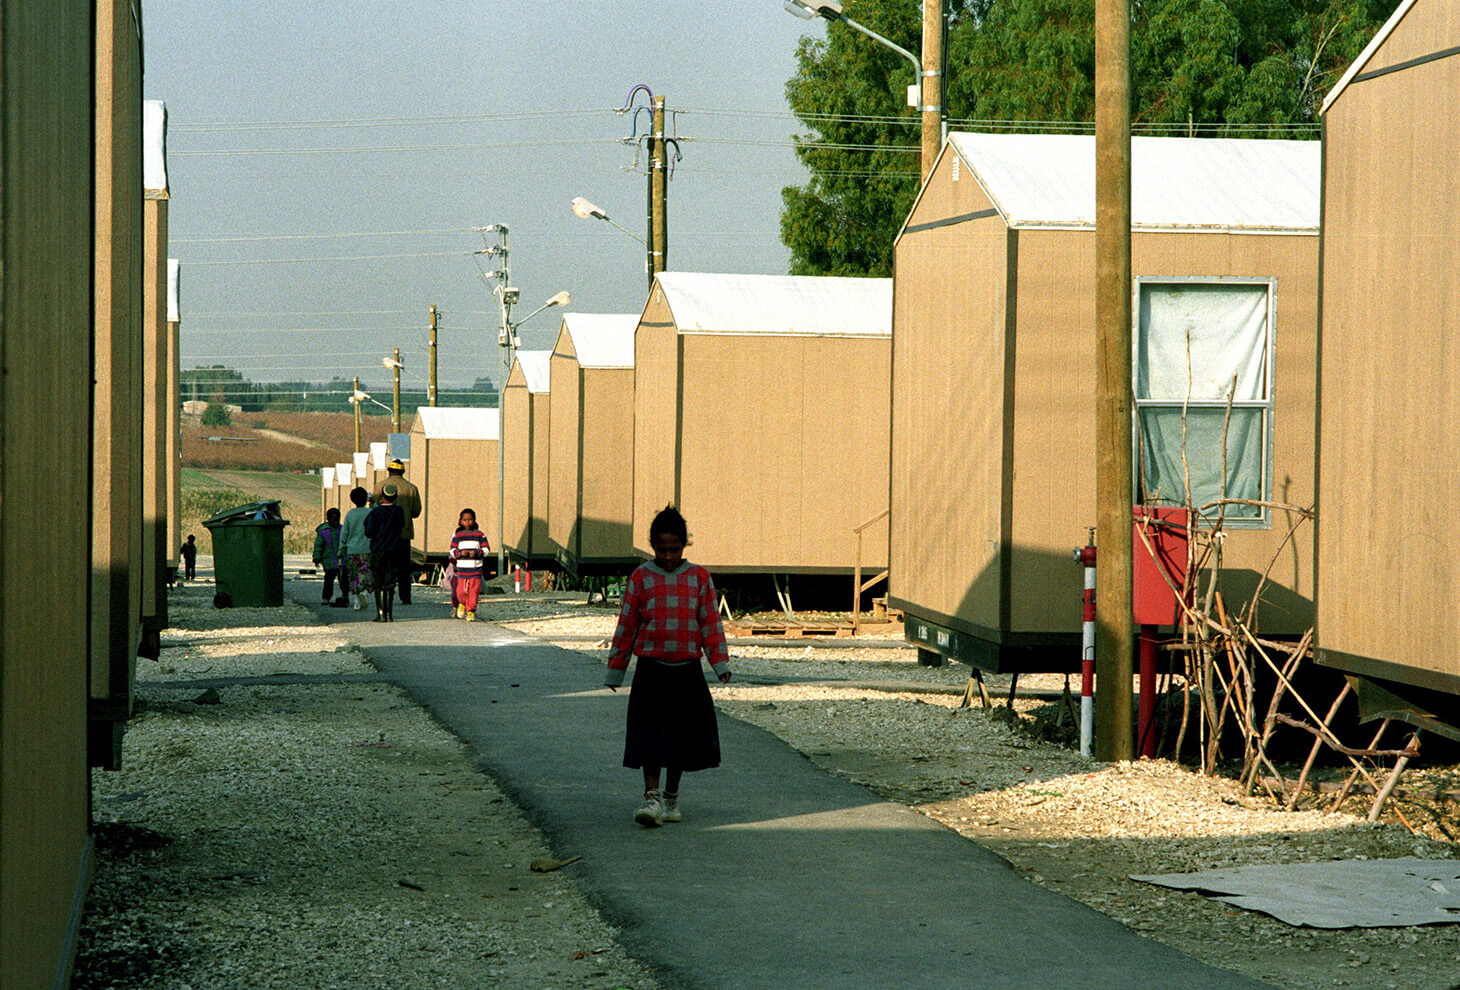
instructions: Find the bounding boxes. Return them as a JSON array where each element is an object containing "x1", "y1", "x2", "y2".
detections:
[
  {"x1": 606, "y1": 560, "x2": 730, "y2": 688},
  {"x1": 450, "y1": 528, "x2": 488, "y2": 575}
]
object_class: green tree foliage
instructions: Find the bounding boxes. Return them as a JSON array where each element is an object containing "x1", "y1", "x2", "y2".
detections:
[
  {"x1": 782, "y1": 0, "x2": 1399, "y2": 275},
  {"x1": 201, "y1": 402, "x2": 232, "y2": 427},
  {"x1": 783, "y1": 0, "x2": 965, "y2": 276}
]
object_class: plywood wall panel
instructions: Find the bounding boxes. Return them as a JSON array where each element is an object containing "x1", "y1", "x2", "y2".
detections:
[
  {"x1": 1319, "y1": 29, "x2": 1460, "y2": 688},
  {"x1": 1, "y1": 4, "x2": 98, "y2": 986},
  {"x1": 502, "y1": 372, "x2": 533, "y2": 554},
  {"x1": 577, "y1": 367, "x2": 635, "y2": 561},
  {"x1": 890, "y1": 209, "x2": 1008, "y2": 630},
  {"x1": 547, "y1": 342, "x2": 582, "y2": 556},
  {"x1": 92, "y1": 0, "x2": 144, "y2": 713},
  {"x1": 632, "y1": 292, "x2": 679, "y2": 558}
]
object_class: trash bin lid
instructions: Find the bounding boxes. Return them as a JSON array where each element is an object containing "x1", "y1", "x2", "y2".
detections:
[{"x1": 203, "y1": 500, "x2": 285, "y2": 526}]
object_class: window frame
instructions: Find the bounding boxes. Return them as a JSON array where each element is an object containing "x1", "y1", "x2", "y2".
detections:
[{"x1": 1131, "y1": 276, "x2": 1277, "y2": 530}]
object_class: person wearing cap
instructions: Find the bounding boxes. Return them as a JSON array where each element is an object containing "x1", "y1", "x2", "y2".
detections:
[
  {"x1": 371, "y1": 457, "x2": 422, "y2": 605},
  {"x1": 364, "y1": 482, "x2": 406, "y2": 622}
]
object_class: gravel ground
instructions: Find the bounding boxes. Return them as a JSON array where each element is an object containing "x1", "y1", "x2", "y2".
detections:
[{"x1": 80, "y1": 586, "x2": 1460, "y2": 989}]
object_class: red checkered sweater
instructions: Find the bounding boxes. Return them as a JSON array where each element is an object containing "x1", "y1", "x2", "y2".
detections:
[{"x1": 605, "y1": 560, "x2": 730, "y2": 688}]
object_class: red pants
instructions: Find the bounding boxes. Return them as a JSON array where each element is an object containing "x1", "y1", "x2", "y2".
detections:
[{"x1": 456, "y1": 573, "x2": 482, "y2": 612}]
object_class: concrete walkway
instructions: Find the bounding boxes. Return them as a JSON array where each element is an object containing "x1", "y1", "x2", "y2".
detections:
[{"x1": 287, "y1": 581, "x2": 1265, "y2": 989}]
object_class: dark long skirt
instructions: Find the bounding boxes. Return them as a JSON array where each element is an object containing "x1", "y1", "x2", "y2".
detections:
[{"x1": 623, "y1": 658, "x2": 721, "y2": 772}]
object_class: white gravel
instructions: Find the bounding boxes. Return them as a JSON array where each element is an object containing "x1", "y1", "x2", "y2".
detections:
[{"x1": 79, "y1": 586, "x2": 1460, "y2": 990}]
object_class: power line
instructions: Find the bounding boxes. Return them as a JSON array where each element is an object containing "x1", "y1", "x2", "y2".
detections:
[
  {"x1": 185, "y1": 309, "x2": 495, "y2": 318},
  {"x1": 172, "y1": 137, "x2": 625, "y2": 158},
  {"x1": 172, "y1": 109, "x2": 616, "y2": 132},
  {"x1": 183, "y1": 331, "x2": 502, "y2": 338},
  {"x1": 172, "y1": 227, "x2": 477, "y2": 245},
  {"x1": 183, "y1": 250, "x2": 471, "y2": 266}
]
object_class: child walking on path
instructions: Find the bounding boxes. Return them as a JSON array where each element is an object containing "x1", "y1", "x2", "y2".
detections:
[
  {"x1": 606, "y1": 506, "x2": 731, "y2": 828},
  {"x1": 449, "y1": 508, "x2": 488, "y2": 620},
  {"x1": 313, "y1": 507, "x2": 345, "y2": 605},
  {"x1": 340, "y1": 487, "x2": 373, "y2": 611},
  {"x1": 180, "y1": 535, "x2": 197, "y2": 582}
]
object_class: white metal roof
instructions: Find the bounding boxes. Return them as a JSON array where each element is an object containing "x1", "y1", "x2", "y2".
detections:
[
  {"x1": 143, "y1": 100, "x2": 167, "y2": 193},
  {"x1": 655, "y1": 272, "x2": 892, "y2": 336},
  {"x1": 513, "y1": 350, "x2": 552, "y2": 393},
  {"x1": 559, "y1": 313, "x2": 638, "y2": 368},
  {"x1": 412, "y1": 406, "x2": 499, "y2": 441},
  {"x1": 1322, "y1": 0, "x2": 1421, "y2": 114},
  {"x1": 946, "y1": 133, "x2": 1320, "y2": 233}
]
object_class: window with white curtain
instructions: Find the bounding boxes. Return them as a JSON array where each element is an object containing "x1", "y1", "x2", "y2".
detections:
[{"x1": 1134, "y1": 279, "x2": 1274, "y2": 524}]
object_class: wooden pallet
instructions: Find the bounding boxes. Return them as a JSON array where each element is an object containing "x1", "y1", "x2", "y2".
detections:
[{"x1": 724, "y1": 622, "x2": 853, "y2": 639}]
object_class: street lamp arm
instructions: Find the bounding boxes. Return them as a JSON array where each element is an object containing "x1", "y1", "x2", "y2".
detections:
[
  {"x1": 594, "y1": 213, "x2": 646, "y2": 246},
  {"x1": 572, "y1": 197, "x2": 647, "y2": 245},
  {"x1": 349, "y1": 393, "x2": 393, "y2": 414},
  {"x1": 784, "y1": 0, "x2": 923, "y2": 98},
  {"x1": 512, "y1": 291, "x2": 571, "y2": 328},
  {"x1": 840, "y1": 15, "x2": 921, "y2": 81}
]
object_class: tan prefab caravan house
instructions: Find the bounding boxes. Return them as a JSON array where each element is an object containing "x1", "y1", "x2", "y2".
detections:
[
  {"x1": 320, "y1": 466, "x2": 338, "y2": 518},
  {"x1": 3, "y1": 6, "x2": 114, "y2": 988},
  {"x1": 892, "y1": 133, "x2": 1320, "y2": 671},
  {"x1": 548, "y1": 314, "x2": 638, "y2": 574},
  {"x1": 633, "y1": 272, "x2": 892, "y2": 573},
  {"x1": 407, "y1": 407, "x2": 500, "y2": 563},
  {"x1": 502, "y1": 350, "x2": 553, "y2": 562},
  {"x1": 1316, "y1": 1, "x2": 1460, "y2": 697}
]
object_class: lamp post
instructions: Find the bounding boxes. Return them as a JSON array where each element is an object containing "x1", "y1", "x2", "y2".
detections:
[
  {"x1": 390, "y1": 347, "x2": 402, "y2": 432},
  {"x1": 784, "y1": 0, "x2": 943, "y2": 180},
  {"x1": 476, "y1": 223, "x2": 570, "y2": 576},
  {"x1": 428, "y1": 305, "x2": 439, "y2": 407}
]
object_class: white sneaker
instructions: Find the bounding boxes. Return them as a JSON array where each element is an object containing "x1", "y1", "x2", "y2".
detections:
[
  {"x1": 661, "y1": 793, "x2": 681, "y2": 823},
  {"x1": 634, "y1": 791, "x2": 663, "y2": 828}
]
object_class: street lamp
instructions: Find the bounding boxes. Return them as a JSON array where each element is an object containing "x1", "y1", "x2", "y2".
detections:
[
  {"x1": 572, "y1": 197, "x2": 647, "y2": 246},
  {"x1": 348, "y1": 388, "x2": 392, "y2": 416},
  {"x1": 784, "y1": 0, "x2": 943, "y2": 178},
  {"x1": 572, "y1": 196, "x2": 651, "y2": 290}
]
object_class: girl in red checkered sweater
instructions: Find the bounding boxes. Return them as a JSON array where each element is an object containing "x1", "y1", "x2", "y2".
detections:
[{"x1": 606, "y1": 506, "x2": 731, "y2": 827}]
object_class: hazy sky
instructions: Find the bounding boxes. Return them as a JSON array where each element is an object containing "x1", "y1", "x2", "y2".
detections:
[{"x1": 145, "y1": 1, "x2": 827, "y2": 395}]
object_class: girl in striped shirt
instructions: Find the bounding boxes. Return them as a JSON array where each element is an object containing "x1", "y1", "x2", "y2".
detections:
[
  {"x1": 449, "y1": 508, "x2": 488, "y2": 621},
  {"x1": 607, "y1": 506, "x2": 731, "y2": 827}
]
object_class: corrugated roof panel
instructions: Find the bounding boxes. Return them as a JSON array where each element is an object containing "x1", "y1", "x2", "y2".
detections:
[
  {"x1": 514, "y1": 350, "x2": 551, "y2": 393},
  {"x1": 560, "y1": 313, "x2": 638, "y2": 368},
  {"x1": 655, "y1": 272, "x2": 892, "y2": 336},
  {"x1": 949, "y1": 133, "x2": 1320, "y2": 232},
  {"x1": 414, "y1": 406, "x2": 499, "y2": 441}
]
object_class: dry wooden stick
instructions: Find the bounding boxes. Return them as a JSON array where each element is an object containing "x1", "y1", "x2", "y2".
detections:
[{"x1": 1286, "y1": 680, "x2": 1351, "y2": 810}]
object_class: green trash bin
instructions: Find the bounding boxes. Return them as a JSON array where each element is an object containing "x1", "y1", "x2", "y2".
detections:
[{"x1": 203, "y1": 500, "x2": 290, "y2": 607}]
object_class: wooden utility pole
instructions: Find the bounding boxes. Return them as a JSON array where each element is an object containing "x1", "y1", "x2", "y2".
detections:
[
  {"x1": 353, "y1": 375, "x2": 362, "y2": 452},
  {"x1": 428, "y1": 304, "x2": 439, "y2": 407},
  {"x1": 650, "y1": 95, "x2": 668, "y2": 284},
  {"x1": 391, "y1": 346, "x2": 402, "y2": 433},
  {"x1": 920, "y1": 0, "x2": 944, "y2": 180},
  {"x1": 1094, "y1": 0, "x2": 1135, "y2": 762}
]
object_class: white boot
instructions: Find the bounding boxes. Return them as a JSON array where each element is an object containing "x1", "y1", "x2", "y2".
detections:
[{"x1": 353, "y1": 592, "x2": 366, "y2": 611}]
